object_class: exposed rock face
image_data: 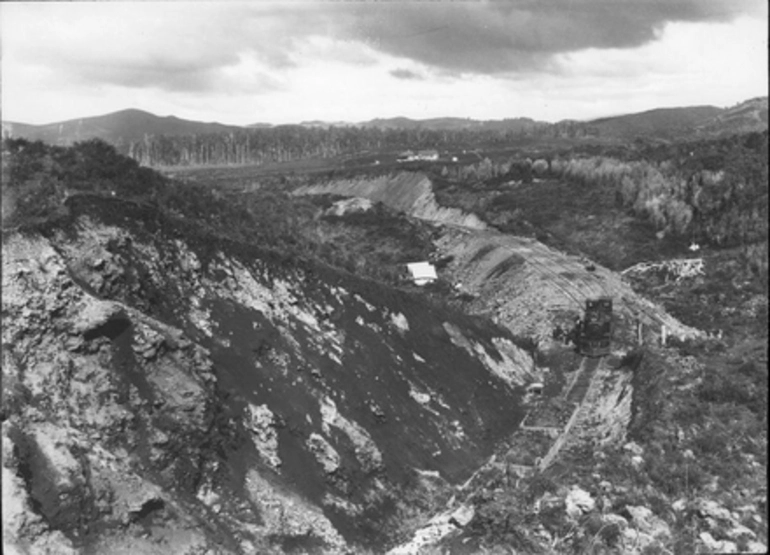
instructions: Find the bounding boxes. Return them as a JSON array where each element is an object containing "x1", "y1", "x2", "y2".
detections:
[
  {"x1": 2, "y1": 196, "x2": 536, "y2": 552},
  {"x1": 294, "y1": 172, "x2": 487, "y2": 229},
  {"x1": 325, "y1": 197, "x2": 373, "y2": 217},
  {"x1": 2, "y1": 233, "x2": 228, "y2": 553},
  {"x1": 245, "y1": 403, "x2": 282, "y2": 470},
  {"x1": 565, "y1": 486, "x2": 595, "y2": 519}
]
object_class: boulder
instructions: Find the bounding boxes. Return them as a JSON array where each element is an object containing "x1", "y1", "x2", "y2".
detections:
[
  {"x1": 623, "y1": 441, "x2": 644, "y2": 456},
  {"x1": 70, "y1": 300, "x2": 128, "y2": 340},
  {"x1": 325, "y1": 197, "x2": 374, "y2": 217},
  {"x1": 565, "y1": 486, "x2": 595, "y2": 518},
  {"x1": 307, "y1": 433, "x2": 341, "y2": 475},
  {"x1": 598, "y1": 479, "x2": 613, "y2": 492},
  {"x1": 700, "y1": 531, "x2": 739, "y2": 553},
  {"x1": 621, "y1": 528, "x2": 657, "y2": 553},
  {"x1": 696, "y1": 498, "x2": 734, "y2": 523},
  {"x1": 626, "y1": 505, "x2": 671, "y2": 541},
  {"x1": 672, "y1": 498, "x2": 687, "y2": 512},
  {"x1": 20, "y1": 424, "x2": 86, "y2": 532},
  {"x1": 449, "y1": 504, "x2": 475, "y2": 527},
  {"x1": 745, "y1": 541, "x2": 768, "y2": 554},
  {"x1": 245, "y1": 403, "x2": 281, "y2": 470},
  {"x1": 602, "y1": 513, "x2": 629, "y2": 530},
  {"x1": 725, "y1": 523, "x2": 757, "y2": 542}
]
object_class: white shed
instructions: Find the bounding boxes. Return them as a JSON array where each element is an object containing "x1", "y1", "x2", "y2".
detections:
[
  {"x1": 526, "y1": 383, "x2": 544, "y2": 395},
  {"x1": 406, "y1": 262, "x2": 437, "y2": 286}
]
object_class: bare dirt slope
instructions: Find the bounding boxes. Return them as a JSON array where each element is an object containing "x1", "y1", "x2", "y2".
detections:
[{"x1": 435, "y1": 227, "x2": 701, "y2": 345}]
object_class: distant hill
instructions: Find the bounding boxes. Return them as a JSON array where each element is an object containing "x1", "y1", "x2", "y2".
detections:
[
  {"x1": 359, "y1": 116, "x2": 425, "y2": 130},
  {"x1": 298, "y1": 120, "x2": 353, "y2": 128},
  {"x1": 1, "y1": 109, "x2": 245, "y2": 152},
  {"x1": 588, "y1": 105, "x2": 725, "y2": 138},
  {"x1": 358, "y1": 116, "x2": 547, "y2": 132},
  {"x1": 2, "y1": 121, "x2": 39, "y2": 140},
  {"x1": 696, "y1": 97, "x2": 768, "y2": 136},
  {"x1": 4, "y1": 98, "x2": 766, "y2": 157}
]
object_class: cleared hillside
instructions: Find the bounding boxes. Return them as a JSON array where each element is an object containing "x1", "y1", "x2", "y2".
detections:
[
  {"x1": 589, "y1": 105, "x2": 724, "y2": 138},
  {"x1": 2, "y1": 109, "x2": 244, "y2": 152}
]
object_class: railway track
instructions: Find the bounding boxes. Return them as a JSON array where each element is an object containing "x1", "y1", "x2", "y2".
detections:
[{"x1": 566, "y1": 356, "x2": 601, "y2": 403}]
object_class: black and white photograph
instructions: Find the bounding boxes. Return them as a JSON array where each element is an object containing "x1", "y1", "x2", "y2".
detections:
[{"x1": 1, "y1": 1, "x2": 767, "y2": 553}]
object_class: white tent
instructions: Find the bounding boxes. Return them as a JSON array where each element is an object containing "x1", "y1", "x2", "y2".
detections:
[{"x1": 406, "y1": 262, "x2": 437, "y2": 286}]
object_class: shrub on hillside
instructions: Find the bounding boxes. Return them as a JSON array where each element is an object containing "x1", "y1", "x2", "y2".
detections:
[
  {"x1": 2, "y1": 138, "x2": 169, "y2": 228},
  {"x1": 467, "y1": 492, "x2": 544, "y2": 553},
  {"x1": 697, "y1": 359, "x2": 767, "y2": 417}
]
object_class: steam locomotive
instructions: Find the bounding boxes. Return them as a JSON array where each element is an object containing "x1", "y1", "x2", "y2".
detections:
[{"x1": 578, "y1": 297, "x2": 613, "y2": 357}]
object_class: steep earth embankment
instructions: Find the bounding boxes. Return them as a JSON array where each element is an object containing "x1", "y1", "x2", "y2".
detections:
[
  {"x1": 295, "y1": 172, "x2": 702, "y2": 346},
  {"x1": 294, "y1": 173, "x2": 487, "y2": 230},
  {"x1": 434, "y1": 228, "x2": 701, "y2": 345},
  {"x1": 2, "y1": 195, "x2": 539, "y2": 553}
]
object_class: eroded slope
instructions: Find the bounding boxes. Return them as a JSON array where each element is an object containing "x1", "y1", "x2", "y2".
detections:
[{"x1": 2, "y1": 195, "x2": 538, "y2": 553}]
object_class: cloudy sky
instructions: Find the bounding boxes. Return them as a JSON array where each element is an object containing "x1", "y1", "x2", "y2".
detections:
[{"x1": 2, "y1": 0, "x2": 767, "y2": 125}]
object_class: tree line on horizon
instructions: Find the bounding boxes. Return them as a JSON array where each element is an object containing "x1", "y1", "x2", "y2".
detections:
[{"x1": 126, "y1": 121, "x2": 598, "y2": 167}]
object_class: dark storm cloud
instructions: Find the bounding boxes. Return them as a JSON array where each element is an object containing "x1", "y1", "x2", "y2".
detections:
[
  {"x1": 327, "y1": 0, "x2": 764, "y2": 74},
  {"x1": 8, "y1": 0, "x2": 763, "y2": 94},
  {"x1": 390, "y1": 68, "x2": 423, "y2": 80}
]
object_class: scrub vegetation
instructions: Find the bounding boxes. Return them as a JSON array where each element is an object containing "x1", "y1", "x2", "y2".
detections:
[{"x1": 2, "y1": 118, "x2": 766, "y2": 553}]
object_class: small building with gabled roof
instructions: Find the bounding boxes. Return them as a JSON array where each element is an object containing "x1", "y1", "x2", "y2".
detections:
[
  {"x1": 406, "y1": 262, "x2": 437, "y2": 286},
  {"x1": 416, "y1": 149, "x2": 439, "y2": 161}
]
